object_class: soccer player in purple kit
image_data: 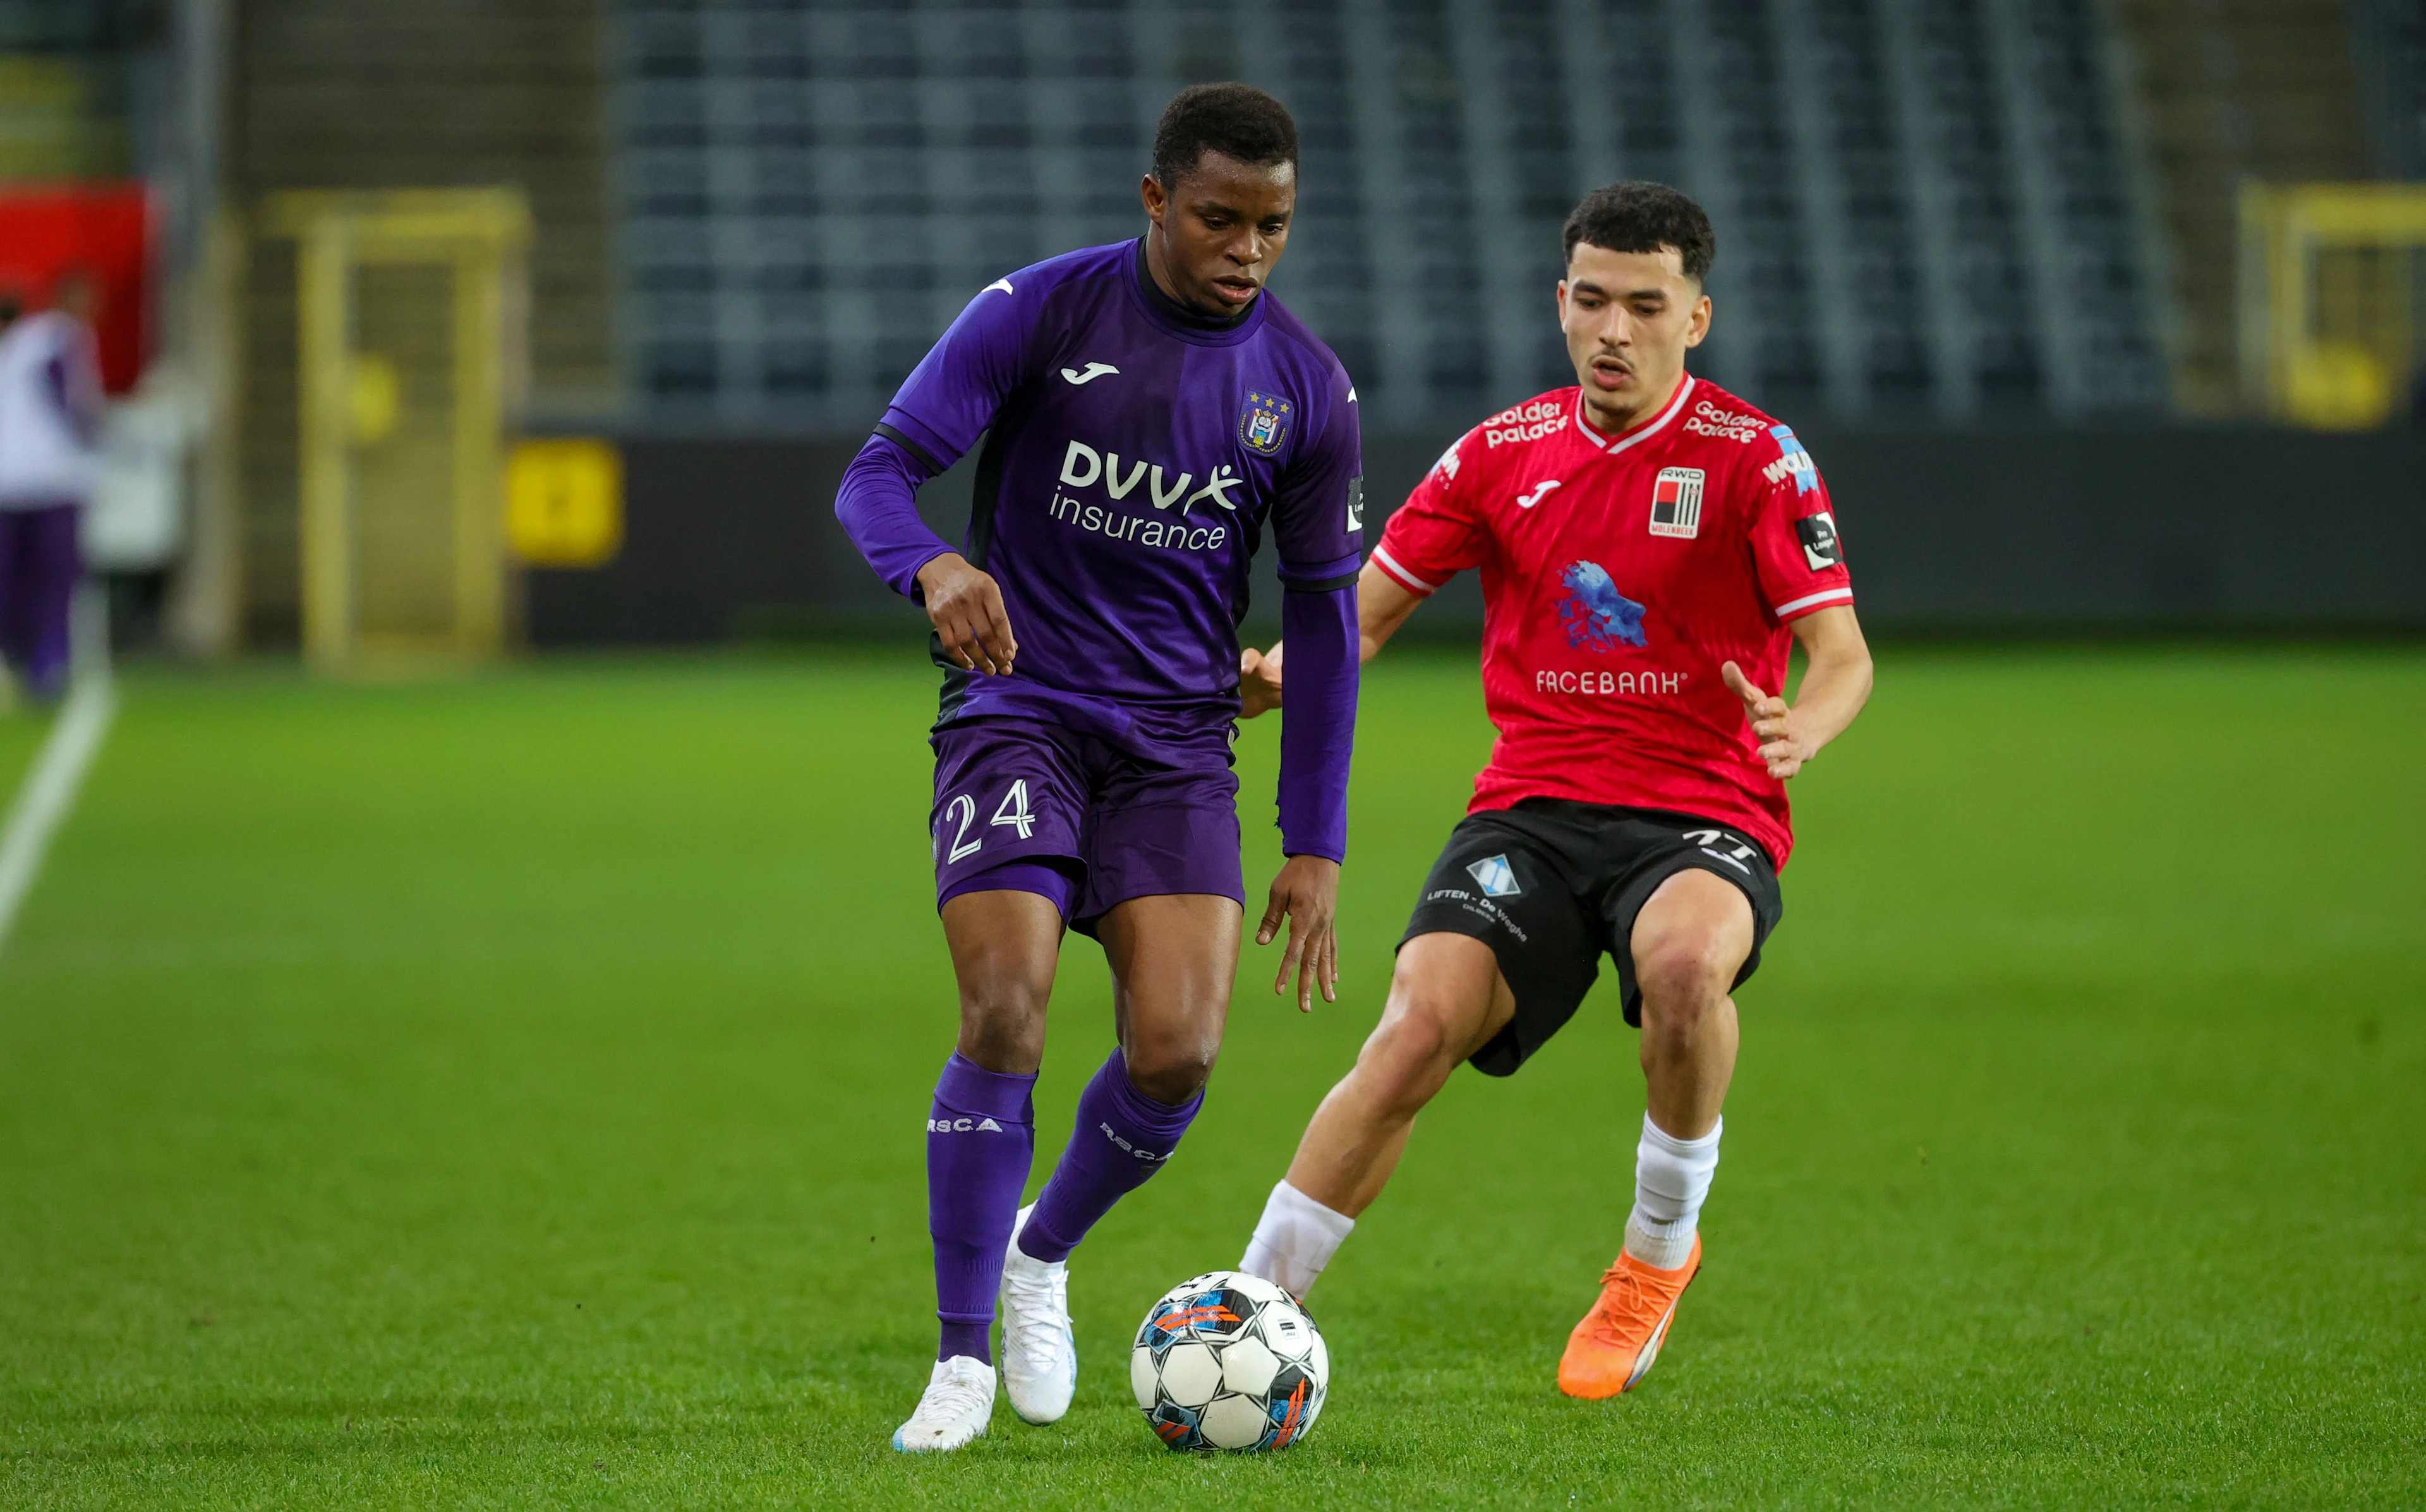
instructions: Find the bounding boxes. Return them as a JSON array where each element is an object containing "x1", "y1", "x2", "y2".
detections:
[{"x1": 833, "y1": 84, "x2": 1363, "y2": 1453}]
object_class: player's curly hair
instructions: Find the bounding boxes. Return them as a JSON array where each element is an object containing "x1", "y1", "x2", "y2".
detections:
[
  {"x1": 1562, "y1": 183, "x2": 1716, "y2": 283},
  {"x1": 1152, "y1": 83, "x2": 1298, "y2": 187}
]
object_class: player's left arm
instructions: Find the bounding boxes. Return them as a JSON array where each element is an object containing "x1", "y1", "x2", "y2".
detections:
[
  {"x1": 1256, "y1": 369, "x2": 1364, "y2": 1012},
  {"x1": 1722, "y1": 605, "x2": 1873, "y2": 779},
  {"x1": 1730, "y1": 426, "x2": 1871, "y2": 778}
]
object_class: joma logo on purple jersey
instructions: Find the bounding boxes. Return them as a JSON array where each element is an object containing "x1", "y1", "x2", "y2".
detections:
[{"x1": 1058, "y1": 440, "x2": 1244, "y2": 515}]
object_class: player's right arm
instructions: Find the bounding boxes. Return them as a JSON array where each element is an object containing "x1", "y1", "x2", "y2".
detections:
[
  {"x1": 1353, "y1": 559, "x2": 1425, "y2": 661},
  {"x1": 1240, "y1": 433, "x2": 1483, "y2": 716},
  {"x1": 1238, "y1": 560, "x2": 1422, "y2": 715},
  {"x1": 1718, "y1": 421, "x2": 1871, "y2": 776},
  {"x1": 833, "y1": 277, "x2": 1039, "y2": 675}
]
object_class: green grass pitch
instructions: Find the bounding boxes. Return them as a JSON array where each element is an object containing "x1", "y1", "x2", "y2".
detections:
[{"x1": 0, "y1": 646, "x2": 2418, "y2": 1508}]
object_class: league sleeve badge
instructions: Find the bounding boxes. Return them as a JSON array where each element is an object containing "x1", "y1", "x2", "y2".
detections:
[
  {"x1": 1239, "y1": 391, "x2": 1292, "y2": 455},
  {"x1": 1796, "y1": 510, "x2": 1843, "y2": 570}
]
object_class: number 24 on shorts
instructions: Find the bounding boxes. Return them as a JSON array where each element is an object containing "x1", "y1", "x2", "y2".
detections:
[{"x1": 937, "y1": 780, "x2": 1039, "y2": 863}]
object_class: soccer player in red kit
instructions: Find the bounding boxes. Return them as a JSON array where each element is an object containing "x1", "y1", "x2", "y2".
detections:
[{"x1": 1233, "y1": 182, "x2": 1873, "y2": 1397}]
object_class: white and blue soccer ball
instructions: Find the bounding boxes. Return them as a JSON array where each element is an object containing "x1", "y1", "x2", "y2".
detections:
[{"x1": 1131, "y1": 1269, "x2": 1329, "y2": 1451}]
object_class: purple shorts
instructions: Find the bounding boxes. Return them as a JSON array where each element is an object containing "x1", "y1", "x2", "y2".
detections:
[{"x1": 931, "y1": 717, "x2": 1243, "y2": 936}]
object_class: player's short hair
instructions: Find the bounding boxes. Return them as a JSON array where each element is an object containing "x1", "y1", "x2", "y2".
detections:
[
  {"x1": 1562, "y1": 183, "x2": 1716, "y2": 284},
  {"x1": 1152, "y1": 83, "x2": 1298, "y2": 188}
]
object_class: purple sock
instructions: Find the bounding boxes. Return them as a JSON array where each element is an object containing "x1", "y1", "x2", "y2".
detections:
[
  {"x1": 928, "y1": 1052, "x2": 1037, "y2": 1364},
  {"x1": 1018, "y1": 1049, "x2": 1204, "y2": 1264}
]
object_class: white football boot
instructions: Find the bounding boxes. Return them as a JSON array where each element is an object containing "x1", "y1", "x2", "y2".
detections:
[
  {"x1": 998, "y1": 1203, "x2": 1077, "y2": 1424},
  {"x1": 891, "y1": 1355, "x2": 996, "y2": 1453}
]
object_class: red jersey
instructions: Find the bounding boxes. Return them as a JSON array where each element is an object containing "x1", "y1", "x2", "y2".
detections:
[{"x1": 1370, "y1": 376, "x2": 1852, "y2": 868}]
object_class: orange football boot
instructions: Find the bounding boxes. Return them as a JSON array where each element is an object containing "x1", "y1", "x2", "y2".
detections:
[{"x1": 1556, "y1": 1234, "x2": 1701, "y2": 1399}]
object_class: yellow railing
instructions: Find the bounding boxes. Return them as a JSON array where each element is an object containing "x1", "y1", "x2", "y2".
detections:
[{"x1": 2240, "y1": 183, "x2": 2426, "y2": 430}]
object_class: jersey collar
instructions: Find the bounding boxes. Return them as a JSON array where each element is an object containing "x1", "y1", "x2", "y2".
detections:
[
  {"x1": 1124, "y1": 236, "x2": 1268, "y2": 345},
  {"x1": 1571, "y1": 373, "x2": 1695, "y2": 456}
]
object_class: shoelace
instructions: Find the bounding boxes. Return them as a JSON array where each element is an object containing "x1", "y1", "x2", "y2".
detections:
[
  {"x1": 1584, "y1": 1264, "x2": 1672, "y2": 1343},
  {"x1": 914, "y1": 1365, "x2": 993, "y2": 1427},
  {"x1": 1001, "y1": 1264, "x2": 1070, "y2": 1370}
]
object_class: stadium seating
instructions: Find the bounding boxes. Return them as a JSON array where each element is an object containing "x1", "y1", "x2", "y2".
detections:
[
  {"x1": 2118, "y1": 0, "x2": 2373, "y2": 414},
  {"x1": 2350, "y1": 0, "x2": 2426, "y2": 179},
  {"x1": 618, "y1": 0, "x2": 2172, "y2": 429}
]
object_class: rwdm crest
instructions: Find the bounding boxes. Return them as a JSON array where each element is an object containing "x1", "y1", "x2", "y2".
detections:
[{"x1": 1238, "y1": 391, "x2": 1291, "y2": 454}]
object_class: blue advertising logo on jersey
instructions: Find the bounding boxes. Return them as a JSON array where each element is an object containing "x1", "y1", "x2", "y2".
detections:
[
  {"x1": 1763, "y1": 424, "x2": 1819, "y2": 495},
  {"x1": 1555, "y1": 560, "x2": 1648, "y2": 652},
  {"x1": 1239, "y1": 391, "x2": 1291, "y2": 454}
]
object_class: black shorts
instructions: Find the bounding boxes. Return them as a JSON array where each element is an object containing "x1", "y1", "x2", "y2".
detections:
[{"x1": 1401, "y1": 798, "x2": 1785, "y2": 1077}]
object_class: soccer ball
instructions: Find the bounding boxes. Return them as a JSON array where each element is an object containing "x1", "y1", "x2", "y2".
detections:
[{"x1": 1130, "y1": 1269, "x2": 1328, "y2": 1451}]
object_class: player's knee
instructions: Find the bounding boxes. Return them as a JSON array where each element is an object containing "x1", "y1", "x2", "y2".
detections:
[
  {"x1": 1123, "y1": 1033, "x2": 1219, "y2": 1106},
  {"x1": 1376, "y1": 1008, "x2": 1450, "y2": 1072},
  {"x1": 962, "y1": 975, "x2": 1049, "y2": 1026},
  {"x1": 1634, "y1": 928, "x2": 1737, "y2": 1022},
  {"x1": 1357, "y1": 998, "x2": 1462, "y2": 1111},
  {"x1": 957, "y1": 981, "x2": 1050, "y2": 1069}
]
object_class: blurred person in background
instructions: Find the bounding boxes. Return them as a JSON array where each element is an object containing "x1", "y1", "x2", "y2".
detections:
[{"x1": 0, "y1": 271, "x2": 103, "y2": 704}]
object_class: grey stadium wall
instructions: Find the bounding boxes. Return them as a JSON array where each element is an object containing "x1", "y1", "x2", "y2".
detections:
[{"x1": 523, "y1": 428, "x2": 2426, "y2": 645}]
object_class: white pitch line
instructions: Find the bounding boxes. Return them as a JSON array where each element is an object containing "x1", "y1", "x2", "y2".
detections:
[{"x1": 0, "y1": 671, "x2": 118, "y2": 957}]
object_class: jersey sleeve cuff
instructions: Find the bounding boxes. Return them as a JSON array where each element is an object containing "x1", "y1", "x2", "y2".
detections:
[
  {"x1": 1772, "y1": 585, "x2": 1854, "y2": 620},
  {"x1": 1370, "y1": 544, "x2": 1438, "y2": 596},
  {"x1": 902, "y1": 543, "x2": 957, "y2": 603},
  {"x1": 1279, "y1": 549, "x2": 1363, "y2": 594},
  {"x1": 876, "y1": 407, "x2": 961, "y2": 475},
  {"x1": 1280, "y1": 839, "x2": 1348, "y2": 865}
]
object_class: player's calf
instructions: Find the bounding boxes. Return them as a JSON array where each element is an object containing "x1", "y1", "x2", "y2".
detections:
[
  {"x1": 1244, "y1": 934, "x2": 1511, "y2": 1296},
  {"x1": 1629, "y1": 869, "x2": 1751, "y2": 1141},
  {"x1": 1014, "y1": 896, "x2": 1233, "y2": 1270},
  {"x1": 1556, "y1": 870, "x2": 1749, "y2": 1397},
  {"x1": 1018, "y1": 1048, "x2": 1205, "y2": 1269},
  {"x1": 926, "y1": 1053, "x2": 1039, "y2": 1364},
  {"x1": 905, "y1": 887, "x2": 1061, "y2": 1454},
  {"x1": 941, "y1": 890, "x2": 1062, "y2": 1075},
  {"x1": 1294, "y1": 933, "x2": 1512, "y2": 1211}
]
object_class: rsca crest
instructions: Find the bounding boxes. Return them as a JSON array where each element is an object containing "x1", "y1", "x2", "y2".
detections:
[
  {"x1": 1239, "y1": 391, "x2": 1291, "y2": 454},
  {"x1": 1555, "y1": 560, "x2": 1648, "y2": 652}
]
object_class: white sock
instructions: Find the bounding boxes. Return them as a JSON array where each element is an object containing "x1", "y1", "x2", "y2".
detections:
[
  {"x1": 1623, "y1": 1112, "x2": 1721, "y2": 1270},
  {"x1": 1240, "y1": 1179, "x2": 1355, "y2": 1297}
]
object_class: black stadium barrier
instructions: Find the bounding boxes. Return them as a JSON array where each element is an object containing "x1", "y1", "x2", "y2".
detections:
[{"x1": 525, "y1": 426, "x2": 2426, "y2": 646}]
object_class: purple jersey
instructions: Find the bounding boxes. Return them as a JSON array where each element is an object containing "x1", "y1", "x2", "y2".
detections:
[{"x1": 837, "y1": 237, "x2": 1362, "y2": 861}]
